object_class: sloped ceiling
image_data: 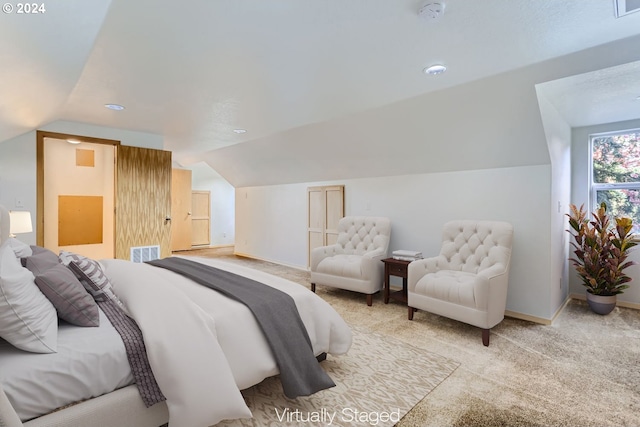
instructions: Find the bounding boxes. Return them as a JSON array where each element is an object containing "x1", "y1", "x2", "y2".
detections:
[{"x1": 1, "y1": 0, "x2": 640, "y2": 186}]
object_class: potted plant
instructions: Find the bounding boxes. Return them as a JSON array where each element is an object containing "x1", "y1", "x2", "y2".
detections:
[{"x1": 566, "y1": 202, "x2": 637, "y2": 314}]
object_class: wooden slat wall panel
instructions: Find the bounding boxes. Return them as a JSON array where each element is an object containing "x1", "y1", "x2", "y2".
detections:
[{"x1": 116, "y1": 146, "x2": 172, "y2": 260}]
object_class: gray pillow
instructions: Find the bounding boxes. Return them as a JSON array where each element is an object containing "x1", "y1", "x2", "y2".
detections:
[
  {"x1": 34, "y1": 264, "x2": 100, "y2": 327},
  {"x1": 59, "y1": 251, "x2": 125, "y2": 310},
  {"x1": 22, "y1": 247, "x2": 59, "y2": 275}
]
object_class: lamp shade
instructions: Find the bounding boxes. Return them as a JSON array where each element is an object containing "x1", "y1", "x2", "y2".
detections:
[{"x1": 9, "y1": 211, "x2": 33, "y2": 235}]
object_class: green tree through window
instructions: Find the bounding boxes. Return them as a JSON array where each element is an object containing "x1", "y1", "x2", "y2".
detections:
[{"x1": 591, "y1": 130, "x2": 640, "y2": 233}]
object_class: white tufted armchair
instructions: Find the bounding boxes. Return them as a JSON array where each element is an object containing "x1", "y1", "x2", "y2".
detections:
[
  {"x1": 310, "y1": 216, "x2": 391, "y2": 306},
  {"x1": 408, "y1": 220, "x2": 513, "y2": 346}
]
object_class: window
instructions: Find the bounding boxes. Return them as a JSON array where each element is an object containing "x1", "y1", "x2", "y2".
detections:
[{"x1": 590, "y1": 129, "x2": 640, "y2": 233}]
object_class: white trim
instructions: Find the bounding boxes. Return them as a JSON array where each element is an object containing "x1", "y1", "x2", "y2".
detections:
[
  {"x1": 569, "y1": 292, "x2": 640, "y2": 310},
  {"x1": 232, "y1": 251, "x2": 308, "y2": 272}
]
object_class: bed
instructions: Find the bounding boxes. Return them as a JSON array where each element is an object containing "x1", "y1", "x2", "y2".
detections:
[{"x1": 0, "y1": 205, "x2": 352, "y2": 427}]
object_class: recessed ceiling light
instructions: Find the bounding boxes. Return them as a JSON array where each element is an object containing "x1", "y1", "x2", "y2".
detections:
[
  {"x1": 424, "y1": 64, "x2": 447, "y2": 75},
  {"x1": 104, "y1": 103, "x2": 125, "y2": 111},
  {"x1": 233, "y1": 129, "x2": 247, "y2": 134},
  {"x1": 66, "y1": 139, "x2": 82, "y2": 144}
]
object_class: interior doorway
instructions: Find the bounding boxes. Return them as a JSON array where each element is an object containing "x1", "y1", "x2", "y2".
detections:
[{"x1": 37, "y1": 131, "x2": 118, "y2": 259}]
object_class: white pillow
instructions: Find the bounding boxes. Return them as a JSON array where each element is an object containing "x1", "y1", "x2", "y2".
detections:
[
  {"x1": 7, "y1": 237, "x2": 32, "y2": 258},
  {"x1": 0, "y1": 239, "x2": 57, "y2": 353}
]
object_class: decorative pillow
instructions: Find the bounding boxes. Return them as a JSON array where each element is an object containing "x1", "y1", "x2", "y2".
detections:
[
  {"x1": 0, "y1": 239, "x2": 57, "y2": 353},
  {"x1": 30, "y1": 245, "x2": 54, "y2": 257},
  {"x1": 22, "y1": 246, "x2": 59, "y2": 275},
  {"x1": 21, "y1": 245, "x2": 52, "y2": 267},
  {"x1": 7, "y1": 237, "x2": 32, "y2": 258},
  {"x1": 59, "y1": 251, "x2": 124, "y2": 309},
  {"x1": 34, "y1": 264, "x2": 100, "y2": 327}
]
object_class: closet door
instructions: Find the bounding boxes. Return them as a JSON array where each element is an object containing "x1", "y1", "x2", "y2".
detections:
[
  {"x1": 170, "y1": 168, "x2": 193, "y2": 252},
  {"x1": 324, "y1": 186, "x2": 344, "y2": 245},
  {"x1": 307, "y1": 185, "x2": 344, "y2": 267},
  {"x1": 191, "y1": 191, "x2": 210, "y2": 247}
]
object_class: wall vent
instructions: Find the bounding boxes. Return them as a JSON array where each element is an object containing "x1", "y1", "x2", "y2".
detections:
[
  {"x1": 130, "y1": 245, "x2": 160, "y2": 263},
  {"x1": 614, "y1": 0, "x2": 640, "y2": 17}
]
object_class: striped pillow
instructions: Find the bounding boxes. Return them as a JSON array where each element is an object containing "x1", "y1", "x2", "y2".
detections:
[{"x1": 59, "y1": 251, "x2": 124, "y2": 310}]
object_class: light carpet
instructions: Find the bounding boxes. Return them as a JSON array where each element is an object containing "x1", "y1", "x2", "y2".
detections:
[
  {"x1": 182, "y1": 248, "x2": 640, "y2": 427},
  {"x1": 216, "y1": 326, "x2": 459, "y2": 427}
]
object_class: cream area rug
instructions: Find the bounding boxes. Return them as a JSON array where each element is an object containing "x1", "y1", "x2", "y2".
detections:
[{"x1": 216, "y1": 326, "x2": 459, "y2": 427}]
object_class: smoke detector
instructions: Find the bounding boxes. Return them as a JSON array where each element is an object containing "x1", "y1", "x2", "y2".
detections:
[{"x1": 418, "y1": 2, "x2": 445, "y2": 21}]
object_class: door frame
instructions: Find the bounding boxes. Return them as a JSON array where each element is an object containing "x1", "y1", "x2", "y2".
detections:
[{"x1": 36, "y1": 131, "x2": 120, "y2": 248}]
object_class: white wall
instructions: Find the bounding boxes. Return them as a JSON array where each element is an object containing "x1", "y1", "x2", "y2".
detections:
[
  {"x1": 571, "y1": 118, "x2": 640, "y2": 306},
  {"x1": 0, "y1": 120, "x2": 164, "y2": 246},
  {"x1": 0, "y1": 131, "x2": 37, "y2": 244},
  {"x1": 236, "y1": 164, "x2": 555, "y2": 320},
  {"x1": 537, "y1": 92, "x2": 573, "y2": 316}
]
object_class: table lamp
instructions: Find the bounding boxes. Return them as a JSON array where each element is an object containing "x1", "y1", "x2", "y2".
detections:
[{"x1": 9, "y1": 211, "x2": 33, "y2": 238}]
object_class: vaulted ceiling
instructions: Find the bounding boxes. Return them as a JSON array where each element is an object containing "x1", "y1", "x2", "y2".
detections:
[{"x1": 1, "y1": 0, "x2": 640, "y2": 186}]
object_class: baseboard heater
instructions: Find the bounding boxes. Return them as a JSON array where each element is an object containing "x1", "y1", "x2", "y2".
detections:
[{"x1": 130, "y1": 245, "x2": 160, "y2": 263}]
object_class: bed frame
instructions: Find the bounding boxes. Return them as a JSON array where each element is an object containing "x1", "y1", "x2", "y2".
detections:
[{"x1": 0, "y1": 383, "x2": 168, "y2": 427}]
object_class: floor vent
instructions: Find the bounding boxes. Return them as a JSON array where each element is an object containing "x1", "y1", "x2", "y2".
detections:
[
  {"x1": 615, "y1": 0, "x2": 640, "y2": 17},
  {"x1": 130, "y1": 245, "x2": 160, "y2": 263}
]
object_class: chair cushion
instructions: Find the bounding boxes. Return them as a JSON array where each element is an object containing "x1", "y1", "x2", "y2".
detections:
[
  {"x1": 414, "y1": 270, "x2": 484, "y2": 309},
  {"x1": 439, "y1": 221, "x2": 512, "y2": 274},
  {"x1": 335, "y1": 217, "x2": 390, "y2": 255},
  {"x1": 316, "y1": 254, "x2": 365, "y2": 279}
]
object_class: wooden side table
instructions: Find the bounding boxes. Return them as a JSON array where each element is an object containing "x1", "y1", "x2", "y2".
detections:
[{"x1": 382, "y1": 257, "x2": 411, "y2": 304}]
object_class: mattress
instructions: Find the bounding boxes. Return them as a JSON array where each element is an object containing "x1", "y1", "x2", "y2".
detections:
[{"x1": 0, "y1": 307, "x2": 134, "y2": 422}]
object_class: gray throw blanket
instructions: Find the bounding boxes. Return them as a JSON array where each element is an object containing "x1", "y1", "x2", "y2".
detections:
[
  {"x1": 146, "y1": 257, "x2": 335, "y2": 398},
  {"x1": 98, "y1": 299, "x2": 166, "y2": 407}
]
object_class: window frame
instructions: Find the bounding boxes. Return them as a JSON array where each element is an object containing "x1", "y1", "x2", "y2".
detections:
[{"x1": 589, "y1": 128, "x2": 640, "y2": 225}]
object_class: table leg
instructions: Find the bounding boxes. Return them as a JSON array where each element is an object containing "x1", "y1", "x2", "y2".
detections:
[{"x1": 383, "y1": 268, "x2": 390, "y2": 304}]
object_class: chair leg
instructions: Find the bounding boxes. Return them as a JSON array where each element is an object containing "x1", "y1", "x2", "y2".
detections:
[
  {"x1": 311, "y1": 283, "x2": 316, "y2": 293},
  {"x1": 366, "y1": 294, "x2": 373, "y2": 306},
  {"x1": 408, "y1": 306, "x2": 416, "y2": 320},
  {"x1": 482, "y1": 329, "x2": 490, "y2": 346}
]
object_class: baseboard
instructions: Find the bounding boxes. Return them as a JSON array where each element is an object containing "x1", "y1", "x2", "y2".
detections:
[
  {"x1": 569, "y1": 292, "x2": 640, "y2": 310},
  {"x1": 504, "y1": 310, "x2": 553, "y2": 325},
  {"x1": 507, "y1": 294, "x2": 640, "y2": 326},
  {"x1": 232, "y1": 251, "x2": 309, "y2": 272},
  {"x1": 551, "y1": 296, "x2": 573, "y2": 322},
  {"x1": 504, "y1": 295, "x2": 572, "y2": 326},
  {"x1": 199, "y1": 244, "x2": 234, "y2": 249}
]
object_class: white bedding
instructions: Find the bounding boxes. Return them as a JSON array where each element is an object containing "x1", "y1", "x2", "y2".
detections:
[
  {"x1": 0, "y1": 308, "x2": 134, "y2": 422},
  {"x1": 100, "y1": 256, "x2": 353, "y2": 427}
]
